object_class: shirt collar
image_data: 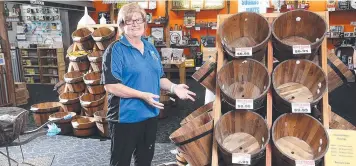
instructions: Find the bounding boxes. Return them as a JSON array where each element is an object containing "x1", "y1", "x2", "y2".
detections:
[{"x1": 119, "y1": 35, "x2": 149, "y2": 48}]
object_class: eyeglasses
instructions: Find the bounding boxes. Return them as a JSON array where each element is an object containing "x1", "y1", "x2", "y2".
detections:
[{"x1": 124, "y1": 18, "x2": 145, "y2": 25}]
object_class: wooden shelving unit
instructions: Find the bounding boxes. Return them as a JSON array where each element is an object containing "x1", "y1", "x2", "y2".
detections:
[
  {"x1": 211, "y1": 11, "x2": 330, "y2": 166},
  {"x1": 20, "y1": 48, "x2": 65, "y2": 85}
]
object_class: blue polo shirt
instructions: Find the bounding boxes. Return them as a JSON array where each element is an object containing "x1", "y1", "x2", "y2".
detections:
[{"x1": 100, "y1": 35, "x2": 165, "y2": 123}]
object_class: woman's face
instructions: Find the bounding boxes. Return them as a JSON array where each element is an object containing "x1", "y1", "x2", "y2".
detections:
[{"x1": 123, "y1": 12, "x2": 145, "y2": 38}]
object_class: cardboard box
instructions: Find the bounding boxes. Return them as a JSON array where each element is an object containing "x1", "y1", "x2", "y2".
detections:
[
  {"x1": 15, "y1": 88, "x2": 29, "y2": 100},
  {"x1": 15, "y1": 82, "x2": 27, "y2": 89}
]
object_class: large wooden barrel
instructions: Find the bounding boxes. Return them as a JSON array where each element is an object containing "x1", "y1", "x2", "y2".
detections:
[
  {"x1": 67, "y1": 47, "x2": 90, "y2": 72},
  {"x1": 88, "y1": 51, "x2": 103, "y2": 72},
  {"x1": 64, "y1": 71, "x2": 86, "y2": 93},
  {"x1": 214, "y1": 110, "x2": 269, "y2": 166},
  {"x1": 217, "y1": 59, "x2": 270, "y2": 110},
  {"x1": 93, "y1": 111, "x2": 109, "y2": 138},
  {"x1": 327, "y1": 52, "x2": 355, "y2": 92},
  {"x1": 180, "y1": 101, "x2": 214, "y2": 125},
  {"x1": 192, "y1": 56, "x2": 217, "y2": 93},
  {"x1": 91, "y1": 27, "x2": 116, "y2": 50},
  {"x1": 71, "y1": 116, "x2": 96, "y2": 137},
  {"x1": 49, "y1": 112, "x2": 76, "y2": 135},
  {"x1": 80, "y1": 93, "x2": 105, "y2": 117},
  {"x1": 272, "y1": 113, "x2": 329, "y2": 166},
  {"x1": 169, "y1": 111, "x2": 214, "y2": 166},
  {"x1": 84, "y1": 71, "x2": 105, "y2": 95},
  {"x1": 72, "y1": 27, "x2": 95, "y2": 50},
  {"x1": 272, "y1": 10, "x2": 327, "y2": 61},
  {"x1": 219, "y1": 12, "x2": 271, "y2": 62},
  {"x1": 272, "y1": 59, "x2": 327, "y2": 113},
  {"x1": 59, "y1": 92, "x2": 82, "y2": 115},
  {"x1": 30, "y1": 102, "x2": 63, "y2": 127}
]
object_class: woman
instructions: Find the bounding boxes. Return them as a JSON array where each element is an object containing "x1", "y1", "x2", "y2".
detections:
[{"x1": 100, "y1": 3, "x2": 196, "y2": 166}]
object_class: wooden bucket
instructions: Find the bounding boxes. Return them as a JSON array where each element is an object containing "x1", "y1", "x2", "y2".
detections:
[
  {"x1": 48, "y1": 112, "x2": 77, "y2": 135},
  {"x1": 219, "y1": 12, "x2": 271, "y2": 62},
  {"x1": 88, "y1": 51, "x2": 103, "y2": 72},
  {"x1": 30, "y1": 102, "x2": 63, "y2": 127},
  {"x1": 93, "y1": 111, "x2": 109, "y2": 138},
  {"x1": 214, "y1": 110, "x2": 269, "y2": 166},
  {"x1": 327, "y1": 52, "x2": 355, "y2": 92},
  {"x1": 272, "y1": 10, "x2": 327, "y2": 61},
  {"x1": 169, "y1": 111, "x2": 214, "y2": 166},
  {"x1": 217, "y1": 59, "x2": 270, "y2": 110},
  {"x1": 192, "y1": 56, "x2": 217, "y2": 93},
  {"x1": 80, "y1": 93, "x2": 105, "y2": 117},
  {"x1": 64, "y1": 71, "x2": 86, "y2": 93},
  {"x1": 272, "y1": 59, "x2": 327, "y2": 113},
  {"x1": 71, "y1": 116, "x2": 96, "y2": 137},
  {"x1": 180, "y1": 101, "x2": 214, "y2": 125},
  {"x1": 59, "y1": 92, "x2": 82, "y2": 115},
  {"x1": 83, "y1": 71, "x2": 105, "y2": 95},
  {"x1": 272, "y1": 113, "x2": 329, "y2": 166},
  {"x1": 91, "y1": 27, "x2": 116, "y2": 50},
  {"x1": 72, "y1": 27, "x2": 95, "y2": 50},
  {"x1": 67, "y1": 47, "x2": 90, "y2": 72}
]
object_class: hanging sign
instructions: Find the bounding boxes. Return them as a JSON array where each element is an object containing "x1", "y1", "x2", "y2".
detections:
[
  {"x1": 0, "y1": 53, "x2": 5, "y2": 66},
  {"x1": 238, "y1": 0, "x2": 268, "y2": 13}
]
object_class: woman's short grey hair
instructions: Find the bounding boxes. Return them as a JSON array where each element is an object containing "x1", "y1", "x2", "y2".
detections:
[{"x1": 117, "y1": 3, "x2": 147, "y2": 35}]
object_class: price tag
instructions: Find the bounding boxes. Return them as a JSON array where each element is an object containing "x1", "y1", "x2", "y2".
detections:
[
  {"x1": 327, "y1": 7, "x2": 335, "y2": 11},
  {"x1": 235, "y1": 47, "x2": 252, "y2": 57},
  {"x1": 235, "y1": 99, "x2": 254, "y2": 109},
  {"x1": 155, "y1": 22, "x2": 160, "y2": 25},
  {"x1": 195, "y1": 26, "x2": 200, "y2": 31},
  {"x1": 211, "y1": 26, "x2": 217, "y2": 30},
  {"x1": 169, "y1": 97, "x2": 176, "y2": 102},
  {"x1": 295, "y1": 160, "x2": 315, "y2": 166},
  {"x1": 232, "y1": 153, "x2": 251, "y2": 165},
  {"x1": 195, "y1": 67, "x2": 200, "y2": 70},
  {"x1": 292, "y1": 103, "x2": 311, "y2": 113},
  {"x1": 293, "y1": 45, "x2": 311, "y2": 54},
  {"x1": 195, "y1": 8, "x2": 200, "y2": 12}
]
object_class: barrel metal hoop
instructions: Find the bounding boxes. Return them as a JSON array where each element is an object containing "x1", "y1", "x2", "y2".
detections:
[
  {"x1": 198, "y1": 62, "x2": 217, "y2": 83},
  {"x1": 174, "y1": 129, "x2": 213, "y2": 146},
  {"x1": 327, "y1": 59, "x2": 348, "y2": 84}
]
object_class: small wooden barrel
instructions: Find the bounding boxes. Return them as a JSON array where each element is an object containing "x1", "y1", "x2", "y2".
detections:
[
  {"x1": 93, "y1": 111, "x2": 109, "y2": 138},
  {"x1": 88, "y1": 51, "x2": 103, "y2": 72},
  {"x1": 49, "y1": 112, "x2": 77, "y2": 135},
  {"x1": 272, "y1": 113, "x2": 329, "y2": 166},
  {"x1": 272, "y1": 59, "x2": 327, "y2": 113},
  {"x1": 214, "y1": 110, "x2": 269, "y2": 166},
  {"x1": 30, "y1": 102, "x2": 63, "y2": 127},
  {"x1": 80, "y1": 93, "x2": 105, "y2": 117},
  {"x1": 59, "y1": 92, "x2": 82, "y2": 115},
  {"x1": 180, "y1": 101, "x2": 214, "y2": 125},
  {"x1": 219, "y1": 12, "x2": 271, "y2": 62},
  {"x1": 67, "y1": 47, "x2": 90, "y2": 72},
  {"x1": 72, "y1": 27, "x2": 95, "y2": 50},
  {"x1": 217, "y1": 59, "x2": 270, "y2": 110},
  {"x1": 84, "y1": 71, "x2": 105, "y2": 95},
  {"x1": 327, "y1": 52, "x2": 355, "y2": 92},
  {"x1": 91, "y1": 27, "x2": 116, "y2": 50},
  {"x1": 272, "y1": 10, "x2": 327, "y2": 61},
  {"x1": 192, "y1": 56, "x2": 217, "y2": 93},
  {"x1": 71, "y1": 116, "x2": 96, "y2": 137},
  {"x1": 169, "y1": 112, "x2": 214, "y2": 166},
  {"x1": 64, "y1": 71, "x2": 86, "y2": 93}
]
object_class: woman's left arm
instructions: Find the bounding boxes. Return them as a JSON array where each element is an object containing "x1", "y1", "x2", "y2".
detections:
[{"x1": 160, "y1": 78, "x2": 196, "y2": 102}]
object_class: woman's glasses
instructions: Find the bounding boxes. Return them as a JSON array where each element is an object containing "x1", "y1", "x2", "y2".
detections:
[{"x1": 124, "y1": 18, "x2": 145, "y2": 25}]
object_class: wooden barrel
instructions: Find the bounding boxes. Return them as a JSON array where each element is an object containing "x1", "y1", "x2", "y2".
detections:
[
  {"x1": 80, "y1": 93, "x2": 105, "y2": 117},
  {"x1": 30, "y1": 102, "x2": 63, "y2": 127},
  {"x1": 272, "y1": 113, "x2": 329, "y2": 166},
  {"x1": 330, "y1": 106, "x2": 356, "y2": 130},
  {"x1": 64, "y1": 71, "x2": 86, "y2": 93},
  {"x1": 180, "y1": 101, "x2": 214, "y2": 125},
  {"x1": 159, "y1": 90, "x2": 171, "y2": 119},
  {"x1": 192, "y1": 56, "x2": 217, "y2": 93},
  {"x1": 88, "y1": 51, "x2": 103, "y2": 72},
  {"x1": 169, "y1": 111, "x2": 214, "y2": 166},
  {"x1": 217, "y1": 59, "x2": 270, "y2": 110},
  {"x1": 93, "y1": 111, "x2": 109, "y2": 138},
  {"x1": 214, "y1": 110, "x2": 269, "y2": 166},
  {"x1": 219, "y1": 12, "x2": 271, "y2": 62},
  {"x1": 48, "y1": 112, "x2": 77, "y2": 135},
  {"x1": 176, "y1": 151, "x2": 188, "y2": 165},
  {"x1": 67, "y1": 47, "x2": 90, "y2": 72},
  {"x1": 271, "y1": 10, "x2": 327, "y2": 61},
  {"x1": 91, "y1": 27, "x2": 116, "y2": 50},
  {"x1": 327, "y1": 52, "x2": 355, "y2": 92},
  {"x1": 59, "y1": 92, "x2": 82, "y2": 115},
  {"x1": 71, "y1": 116, "x2": 96, "y2": 137},
  {"x1": 83, "y1": 71, "x2": 105, "y2": 95},
  {"x1": 54, "y1": 80, "x2": 66, "y2": 95},
  {"x1": 72, "y1": 27, "x2": 95, "y2": 50},
  {"x1": 272, "y1": 59, "x2": 327, "y2": 113}
]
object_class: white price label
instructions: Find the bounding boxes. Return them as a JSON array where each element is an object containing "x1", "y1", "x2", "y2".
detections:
[
  {"x1": 293, "y1": 45, "x2": 311, "y2": 54},
  {"x1": 327, "y1": 8, "x2": 335, "y2": 11},
  {"x1": 235, "y1": 47, "x2": 252, "y2": 57},
  {"x1": 155, "y1": 22, "x2": 160, "y2": 25},
  {"x1": 232, "y1": 153, "x2": 251, "y2": 165},
  {"x1": 195, "y1": 67, "x2": 200, "y2": 70},
  {"x1": 295, "y1": 160, "x2": 315, "y2": 166},
  {"x1": 236, "y1": 99, "x2": 254, "y2": 109},
  {"x1": 195, "y1": 8, "x2": 200, "y2": 12},
  {"x1": 292, "y1": 103, "x2": 311, "y2": 113},
  {"x1": 195, "y1": 26, "x2": 200, "y2": 31}
]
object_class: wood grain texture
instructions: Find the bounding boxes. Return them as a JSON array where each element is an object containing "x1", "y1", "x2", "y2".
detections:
[
  {"x1": 327, "y1": 52, "x2": 355, "y2": 93},
  {"x1": 330, "y1": 106, "x2": 356, "y2": 130},
  {"x1": 91, "y1": 27, "x2": 116, "y2": 51},
  {"x1": 49, "y1": 112, "x2": 77, "y2": 135},
  {"x1": 79, "y1": 93, "x2": 105, "y2": 117},
  {"x1": 71, "y1": 116, "x2": 96, "y2": 137},
  {"x1": 93, "y1": 111, "x2": 109, "y2": 138},
  {"x1": 30, "y1": 102, "x2": 63, "y2": 127},
  {"x1": 84, "y1": 71, "x2": 105, "y2": 95},
  {"x1": 72, "y1": 27, "x2": 95, "y2": 51},
  {"x1": 192, "y1": 56, "x2": 217, "y2": 93},
  {"x1": 64, "y1": 71, "x2": 86, "y2": 93},
  {"x1": 59, "y1": 92, "x2": 82, "y2": 115},
  {"x1": 180, "y1": 101, "x2": 214, "y2": 125}
]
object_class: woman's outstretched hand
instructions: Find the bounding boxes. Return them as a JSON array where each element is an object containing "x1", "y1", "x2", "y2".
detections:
[
  {"x1": 173, "y1": 84, "x2": 196, "y2": 102},
  {"x1": 140, "y1": 92, "x2": 164, "y2": 109}
]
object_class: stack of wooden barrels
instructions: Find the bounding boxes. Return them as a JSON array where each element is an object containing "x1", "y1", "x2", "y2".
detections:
[{"x1": 171, "y1": 10, "x2": 355, "y2": 166}]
